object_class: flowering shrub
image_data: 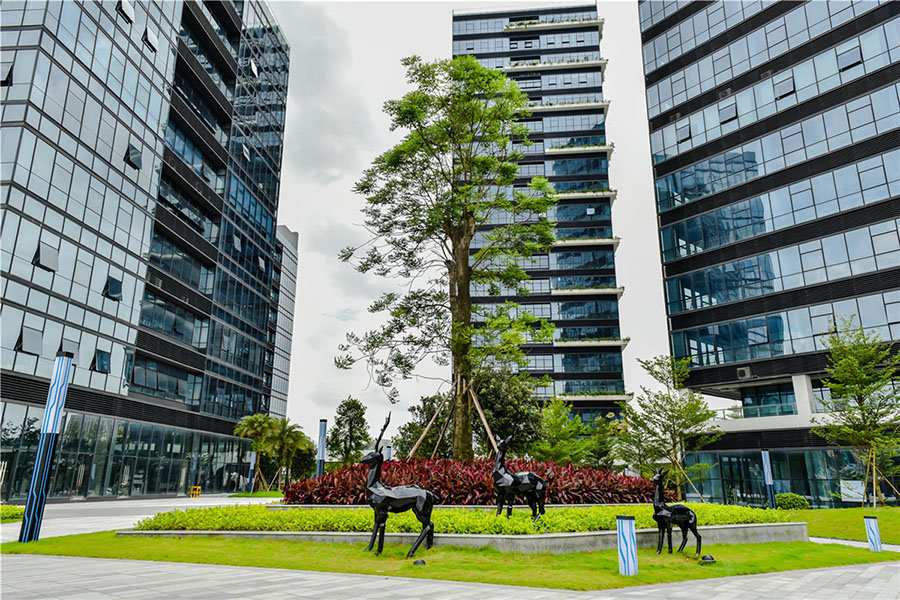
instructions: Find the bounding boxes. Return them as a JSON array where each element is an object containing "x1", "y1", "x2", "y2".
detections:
[
  {"x1": 134, "y1": 503, "x2": 791, "y2": 533},
  {"x1": 282, "y1": 459, "x2": 668, "y2": 505}
]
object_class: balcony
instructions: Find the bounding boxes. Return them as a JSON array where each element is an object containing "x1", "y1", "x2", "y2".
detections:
[
  {"x1": 554, "y1": 338, "x2": 629, "y2": 349},
  {"x1": 504, "y1": 17, "x2": 604, "y2": 34},
  {"x1": 713, "y1": 402, "x2": 798, "y2": 421},
  {"x1": 505, "y1": 58, "x2": 607, "y2": 74},
  {"x1": 551, "y1": 286, "x2": 624, "y2": 297},
  {"x1": 528, "y1": 101, "x2": 609, "y2": 114},
  {"x1": 556, "y1": 189, "x2": 617, "y2": 203},
  {"x1": 552, "y1": 393, "x2": 630, "y2": 403},
  {"x1": 545, "y1": 142, "x2": 614, "y2": 156}
]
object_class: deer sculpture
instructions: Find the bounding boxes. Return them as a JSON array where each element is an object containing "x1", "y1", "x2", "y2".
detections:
[
  {"x1": 651, "y1": 469, "x2": 701, "y2": 556},
  {"x1": 361, "y1": 412, "x2": 436, "y2": 558},
  {"x1": 492, "y1": 434, "x2": 546, "y2": 523}
]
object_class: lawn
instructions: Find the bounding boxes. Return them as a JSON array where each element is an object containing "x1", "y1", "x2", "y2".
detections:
[
  {"x1": 786, "y1": 507, "x2": 899, "y2": 545},
  {"x1": 1, "y1": 533, "x2": 896, "y2": 591},
  {"x1": 227, "y1": 491, "x2": 284, "y2": 498}
]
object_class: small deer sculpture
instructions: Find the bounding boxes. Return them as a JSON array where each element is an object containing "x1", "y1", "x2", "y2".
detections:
[
  {"x1": 361, "y1": 413, "x2": 435, "y2": 558},
  {"x1": 492, "y1": 434, "x2": 546, "y2": 523},
  {"x1": 651, "y1": 469, "x2": 701, "y2": 556}
]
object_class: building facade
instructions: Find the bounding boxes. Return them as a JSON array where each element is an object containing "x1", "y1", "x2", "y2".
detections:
[
  {"x1": 453, "y1": 4, "x2": 627, "y2": 422},
  {"x1": 270, "y1": 224, "x2": 297, "y2": 418},
  {"x1": 639, "y1": 0, "x2": 900, "y2": 506},
  {"x1": 0, "y1": 0, "x2": 290, "y2": 500}
]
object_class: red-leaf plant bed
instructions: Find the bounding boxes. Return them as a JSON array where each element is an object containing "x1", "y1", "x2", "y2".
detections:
[{"x1": 284, "y1": 459, "x2": 670, "y2": 505}]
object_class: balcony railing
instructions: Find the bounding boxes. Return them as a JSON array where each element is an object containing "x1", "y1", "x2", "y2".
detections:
[{"x1": 712, "y1": 402, "x2": 799, "y2": 420}]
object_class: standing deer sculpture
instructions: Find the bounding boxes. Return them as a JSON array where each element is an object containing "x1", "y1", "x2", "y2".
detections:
[
  {"x1": 492, "y1": 434, "x2": 546, "y2": 522},
  {"x1": 361, "y1": 412, "x2": 435, "y2": 558},
  {"x1": 651, "y1": 468, "x2": 702, "y2": 556}
]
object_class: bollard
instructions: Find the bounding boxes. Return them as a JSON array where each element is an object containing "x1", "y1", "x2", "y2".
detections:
[
  {"x1": 864, "y1": 516, "x2": 882, "y2": 552},
  {"x1": 617, "y1": 515, "x2": 638, "y2": 576}
]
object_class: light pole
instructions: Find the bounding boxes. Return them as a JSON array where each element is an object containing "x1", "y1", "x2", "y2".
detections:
[{"x1": 316, "y1": 419, "x2": 327, "y2": 477}]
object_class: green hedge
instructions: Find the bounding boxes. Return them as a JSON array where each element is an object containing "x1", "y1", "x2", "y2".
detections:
[
  {"x1": 135, "y1": 504, "x2": 791, "y2": 535},
  {"x1": 1, "y1": 505, "x2": 25, "y2": 522},
  {"x1": 775, "y1": 493, "x2": 810, "y2": 510}
]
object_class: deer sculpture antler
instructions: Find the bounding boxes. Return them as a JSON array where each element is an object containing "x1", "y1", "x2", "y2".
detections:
[{"x1": 375, "y1": 412, "x2": 391, "y2": 452}]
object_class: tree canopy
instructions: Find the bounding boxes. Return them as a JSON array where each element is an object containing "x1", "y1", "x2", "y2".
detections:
[
  {"x1": 337, "y1": 55, "x2": 557, "y2": 459},
  {"x1": 326, "y1": 396, "x2": 372, "y2": 466},
  {"x1": 813, "y1": 316, "x2": 900, "y2": 505}
]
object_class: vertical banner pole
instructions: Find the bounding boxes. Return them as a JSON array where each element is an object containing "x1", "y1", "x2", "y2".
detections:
[
  {"x1": 761, "y1": 449, "x2": 776, "y2": 509},
  {"x1": 616, "y1": 515, "x2": 638, "y2": 576},
  {"x1": 316, "y1": 419, "x2": 327, "y2": 478},
  {"x1": 864, "y1": 516, "x2": 882, "y2": 552},
  {"x1": 385, "y1": 445, "x2": 391, "y2": 461},
  {"x1": 247, "y1": 451, "x2": 257, "y2": 494},
  {"x1": 19, "y1": 352, "x2": 74, "y2": 543}
]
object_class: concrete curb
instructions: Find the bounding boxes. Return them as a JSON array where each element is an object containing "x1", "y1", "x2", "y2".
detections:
[
  {"x1": 266, "y1": 503, "x2": 635, "y2": 511},
  {"x1": 117, "y1": 522, "x2": 808, "y2": 554}
]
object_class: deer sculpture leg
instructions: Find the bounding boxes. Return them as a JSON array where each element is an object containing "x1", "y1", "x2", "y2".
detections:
[
  {"x1": 690, "y1": 523, "x2": 702, "y2": 556},
  {"x1": 374, "y1": 512, "x2": 389, "y2": 556},
  {"x1": 677, "y1": 523, "x2": 690, "y2": 553},
  {"x1": 365, "y1": 509, "x2": 384, "y2": 552},
  {"x1": 496, "y1": 490, "x2": 505, "y2": 517},
  {"x1": 537, "y1": 487, "x2": 546, "y2": 520},
  {"x1": 507, "y1": 500, "x2": 513, "y2": 519},
  {"x1": 407, "y1": 501, "x2": 434, "y2": 558},
  {"x1": 656, "y1": 523, "x2": 665, "y2": 554},
  {"x1": 666, "y1": 522, "x2": 674, "y2": 553}
]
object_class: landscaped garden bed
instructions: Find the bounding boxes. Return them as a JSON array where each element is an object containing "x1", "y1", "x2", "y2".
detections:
[
  {"x1": 132, "y1": 503, "x2": 789, "y2": 533},
  {"x1": 283, "y1": 458, "x2": 662, "y2": 505},
  {"x1": 1, "y1": 505, "x2": 25, "y2": 523}
]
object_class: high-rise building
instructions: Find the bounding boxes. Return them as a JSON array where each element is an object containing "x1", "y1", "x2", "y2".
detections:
[
  {"x1": 453, "y1": 4, "x2": 628, "y2": 422},
  {"x1": 270, "y1": 225, "x2": 298, "y2": 418},
  {"x1": 639, "y1": 0, "x2": 900, "y2": 506},
  {"x1": 0, "y1": 0, "x2": 290, "y2": 500}
]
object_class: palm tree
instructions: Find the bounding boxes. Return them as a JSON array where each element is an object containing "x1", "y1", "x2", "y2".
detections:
[
  {"x1": 234, "y1": 414, "x2": 276, "y2": 493},
  {"x1": 264, "y1": 417, "x2": 313, "y2": 490}
]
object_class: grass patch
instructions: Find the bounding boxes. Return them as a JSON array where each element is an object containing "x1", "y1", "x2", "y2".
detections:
[
  {"x1": 786, "y1": 507, "x2": 900, "y2": 545},
  {"x1": 227, "y1": 491, "x2": 284, "y2": 498},
  {"x1": 135, "y1": 504, "x2": 791, "y2": 534},
  {"x1": 1, "y1": 505, "x2": 25, "y2": 523},
  {"x1": 2, "y1": 532, "x2": 897, "y2": 590}
]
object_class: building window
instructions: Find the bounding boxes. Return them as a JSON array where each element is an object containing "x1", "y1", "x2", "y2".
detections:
[
  {"x1": 257, "y1": 257, "x2": 266, "y2": 271},
  {"x1": 1, "y1": 61, "x2": 12, "y2": 87},
  {"x1": 837, "y1": 46, "x2": 862, "y2": 72},
  {"x1": 232, "y1": 234, "x2": 242, "y2": 253},
  {"x1": 104, "y1": 276, "x2": 123, "y2": 301},
  {"x1": 676, "y1": 124, "x2": 691, "y2": 143},
  {"x1": 124, "y1": 143, "x2": 142, "y2": 170},
  {"x1": 92, "y1": 350, "x2": 111, "y2": 373},
  {"x1": 142, "y1": 26, "x2": 159, "y2": 53},
  {"x1": 250, "y1": 59, "x2": 258, "y2": 77},
  {"x1": 32, "y1": 242, "x2": 58, "y2": 272},
  {"x1": 116, "y1": 0, "x2": 135, "y2": 24},
  {"x1": 773, "y1": 77, "x2": 795, "y2": 100},
  {"x1": 718, "y1": 103, "x2": 738, "y2": 124},
  {"x1": 16, "y1": 326, "x2": 42, "y2": 355}
]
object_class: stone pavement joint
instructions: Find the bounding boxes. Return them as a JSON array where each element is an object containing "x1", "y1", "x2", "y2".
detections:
[{"x1": 1, "y1": 555, "x2": 898, "y2": 600}]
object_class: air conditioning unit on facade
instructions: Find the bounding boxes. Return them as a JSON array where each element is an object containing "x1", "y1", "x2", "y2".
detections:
[{"x1": 736, "y1": 366, "x2": 753, "y2": 380}]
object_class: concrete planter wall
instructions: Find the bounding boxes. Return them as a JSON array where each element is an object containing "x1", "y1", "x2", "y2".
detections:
[{"x1": 118, "y1": 522, "x2": 808, "y2": 554}]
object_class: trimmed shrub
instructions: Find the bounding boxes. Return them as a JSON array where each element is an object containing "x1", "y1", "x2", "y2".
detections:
[
  {"x1": 775, "y1": 493, "x2": 810, "y2": 510},
  {"x1": 1, "y1": 505, "x2": 25, "y2": 521},
  {"x1": 282, "y1": 458, "x2": 668, "y2": 505},
  {"x1": 134, "y1": 503, "x2": 792, "y2": 533}
]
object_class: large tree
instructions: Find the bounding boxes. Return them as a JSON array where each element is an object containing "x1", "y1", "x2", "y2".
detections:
[
  {"x1": 326, "y1": 396, "x2": 372, "y2": 466},
  {"x1": 616, "y1": 356, "x2": 721, "y2": 500},
  {"x1": 265, "y1": 417, "x2": 314, "y2": 490},
  {"x1": 234, "y1": 413, "x2": 276, "y2": 493},
  {"x1": 813, "y1": 317, "x2": 900, "y2": 505},
  {"x1": 337, "y1": 55, "x2": 557, "y2": 459}
]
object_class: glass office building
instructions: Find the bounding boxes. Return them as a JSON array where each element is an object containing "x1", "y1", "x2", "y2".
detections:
[
  {"x1": 270, "y1": 224, "x2": 297, "y2": 418},
  {"x1": 453, "y1": 4, "x2": 627, "y2": 422},
  {"x1": 640, "y1": 0, "x2": 900, "y2": 505},
  {"x1": 0, "y1": 0, "x2": 291, "y2": 500}
]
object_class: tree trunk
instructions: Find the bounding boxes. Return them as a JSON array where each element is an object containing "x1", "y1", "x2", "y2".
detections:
[{"x1": 449, "y1": 228, "x2": 474, "y2": 460}]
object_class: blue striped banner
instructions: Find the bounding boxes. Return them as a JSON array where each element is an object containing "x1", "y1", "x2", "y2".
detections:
[
  {"x1": 864, "y1": 516, "x2": 882, "y2": 552},
  {"x1": 617, "y1": 515, "x2": 638, "y2": 576},
  {"x1": 19, "y1": 353, "x2": 74, "y2": 544}
]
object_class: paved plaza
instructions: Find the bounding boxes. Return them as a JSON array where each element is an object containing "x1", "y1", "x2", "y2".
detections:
[
  {"x1": 0, "y1": 495, "x2": 273, "y2": 544},
  {"x1": 1, "y1": 554, "x2": 898, "y2": 599}
]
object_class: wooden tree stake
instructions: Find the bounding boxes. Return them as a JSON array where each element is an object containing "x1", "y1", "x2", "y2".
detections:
[
  {"x1": 408, "y1": 378, "x2": 454, "y2": 459},
  {"x1": 469, "y1": 385, "x2": 498, "y2": 454}
]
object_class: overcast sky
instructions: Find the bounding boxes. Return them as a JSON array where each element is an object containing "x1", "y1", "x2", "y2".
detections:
[{"x1": 266, "y1": 0, "x2": 675, "y2": 445}]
